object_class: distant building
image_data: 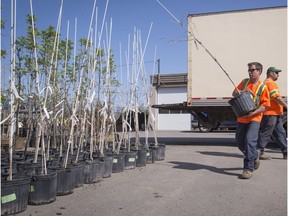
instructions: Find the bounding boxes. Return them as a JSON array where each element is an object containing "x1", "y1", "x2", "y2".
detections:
[{"x1": 150, "y1": 73, "x2": 191, "y2": 130}]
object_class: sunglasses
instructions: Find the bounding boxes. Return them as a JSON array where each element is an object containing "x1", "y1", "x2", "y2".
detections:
[
  {"x1": 274, "y1": 71, "x2": 279, "y2": 75},
  {"x1": 248, "y1": 69, "x2": 258, "y2": 72}
]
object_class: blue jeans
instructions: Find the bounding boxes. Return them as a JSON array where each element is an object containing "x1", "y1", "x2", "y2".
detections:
[
  {"x1": 258, "y1": 115, "x2": 287, "y2": 153},
  {"x1": 235, "y1": 121, "x2": 260, "y2": 171}
]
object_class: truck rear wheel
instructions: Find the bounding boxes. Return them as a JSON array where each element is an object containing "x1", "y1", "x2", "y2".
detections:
[{"x1": 198, "y1": 123, "x2": 213, "y2": 133}]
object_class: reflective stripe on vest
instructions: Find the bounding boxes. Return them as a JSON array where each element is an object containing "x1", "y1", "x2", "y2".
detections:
[
  {"x1": 242, "y1": 78, "x2": 266, "y2": 107},
  {"x1": 254, "y1": 82, "x2": 266, "y2": 106},
  {"x1": 242, "y1": 78, "x2": 250, "y2": 91},
  {"x1": 264, "y1": 79, "x2": 279, "y2": 99},
  {"x1": 269, "y1": 89, "x2": 279, "y2": 99}
]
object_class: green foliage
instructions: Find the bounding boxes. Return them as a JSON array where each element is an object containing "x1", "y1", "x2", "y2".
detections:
[
  {"x1": 1, "y1": 49, "x2": 6, "y2": 59},
  {"x1": 1, "y1": 19, "x2": 5, "y2": 29},
  {"x1": 0, "y1": 94, "x2": 7, "y2": 105},
  {"x1": 1, "y1": 4, "x2": 5, "y2": 29},
  {"x1": 10, "y1": 11, "x2": 119, "y2": 116},
  {"x1": 1, "y1": 5, "x2": 6, "y2": 59}
]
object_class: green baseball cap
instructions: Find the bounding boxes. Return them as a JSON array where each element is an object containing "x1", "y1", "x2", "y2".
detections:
[{"x1": 267, "y1": 67, "x2": 282, "y2": 73}]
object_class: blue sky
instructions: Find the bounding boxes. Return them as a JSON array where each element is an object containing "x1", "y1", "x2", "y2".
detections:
[{"x1": 1, "y1": 0, "x2": 287, "y2": 79}]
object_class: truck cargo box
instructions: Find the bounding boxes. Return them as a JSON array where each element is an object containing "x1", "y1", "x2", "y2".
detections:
[{"x1": 187, "y1": 7, "x2": 287, "y2": 103}]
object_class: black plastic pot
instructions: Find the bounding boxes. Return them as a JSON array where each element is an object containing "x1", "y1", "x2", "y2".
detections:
[
  {"x1": 93, "y1": 159, "x2": 104, "y2": 183},
  {"x1": 136, "y1": 149, "x2": 147, "y2": 167},
  {"x1": 146, "y1": 147, "x2": 156, "y2": 164},
  {"x1": 155, "y1": 144, "x2": 166, "y2": 161},
  {"x1": 72, "y1": 163, "x2": 85, "y2": 188},
  {"x1": 55, "y1": 167, "x2": 75, "y2": 196},
  {"x1": 111, "y1": 154, "x2": 125, "y2": 173},
  {"x1": 123, "y1": 151, "x2": 137, "y2": 170},
  {"x1": 17, "y1": 161, "x2": 42, "y2": 176},
  {"x1": 1, "y1": 162, "x2": 18, "y2": 182},
  {"x1": 83, "y1": 161, "x2": 96, "y2": 184},
  {"x1": 70, "y1": 152, "x2": 85, "y2": 164},
  {"x1": 83, "y1": 159, "x2": 103, "y2": 184},
  {"x1": 28, "y1": 170, "x2": 57, "y2": 205},
  {"x1": 46, "y1": 159, "x2": 59, "y2": 168},
  {"x1": 1, "y1": 175, "x2": 31, "y2": 215},
  {"x1": 101, "y1": 155, "x2": 113, "y2": 178}
]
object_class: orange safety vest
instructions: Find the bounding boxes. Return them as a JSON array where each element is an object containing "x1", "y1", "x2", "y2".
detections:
[{"x1": 263, "y1": 78, "x2": 283, "y2": 116}]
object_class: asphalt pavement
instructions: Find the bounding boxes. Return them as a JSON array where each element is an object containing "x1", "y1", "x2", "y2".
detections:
[{"x1": 17, "y1": 131, "x2": 287, "y2": 216}]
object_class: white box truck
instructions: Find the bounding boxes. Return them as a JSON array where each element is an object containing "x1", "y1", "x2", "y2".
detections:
[{"x1": 153, "y1": 6, "x2": 287, "y2": 132}]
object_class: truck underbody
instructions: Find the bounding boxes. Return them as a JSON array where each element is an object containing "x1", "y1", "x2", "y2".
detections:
[
  {"x1": 152, "y1": 101, "x2": 287, "y2": 134},
  {"x1": 152, "y1": 101, "x2": 236, "y2": 131}
]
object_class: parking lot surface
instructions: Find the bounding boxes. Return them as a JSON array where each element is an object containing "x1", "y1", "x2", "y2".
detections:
[{"x1": 17, "y1": 131, "x2": 287, "y2": 216}]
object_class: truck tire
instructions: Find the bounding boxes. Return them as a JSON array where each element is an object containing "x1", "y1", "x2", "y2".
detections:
[{"x1": 198, "y1": 123, "x2": 213, "y2": 133}]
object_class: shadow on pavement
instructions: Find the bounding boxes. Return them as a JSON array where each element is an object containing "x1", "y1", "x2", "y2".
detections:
[
  {"x1": 180, "y1": 130, "x2": 236, "y2": 134},
  {"x1": 131, "y1": 137, "x2": 236, "y2": 146},
  {"x1": 196, "y1": 151, "x2": 243, "y2": 158},
  {"x1": 168, "y1": 161, "x2": 241, "y2": 177}
]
